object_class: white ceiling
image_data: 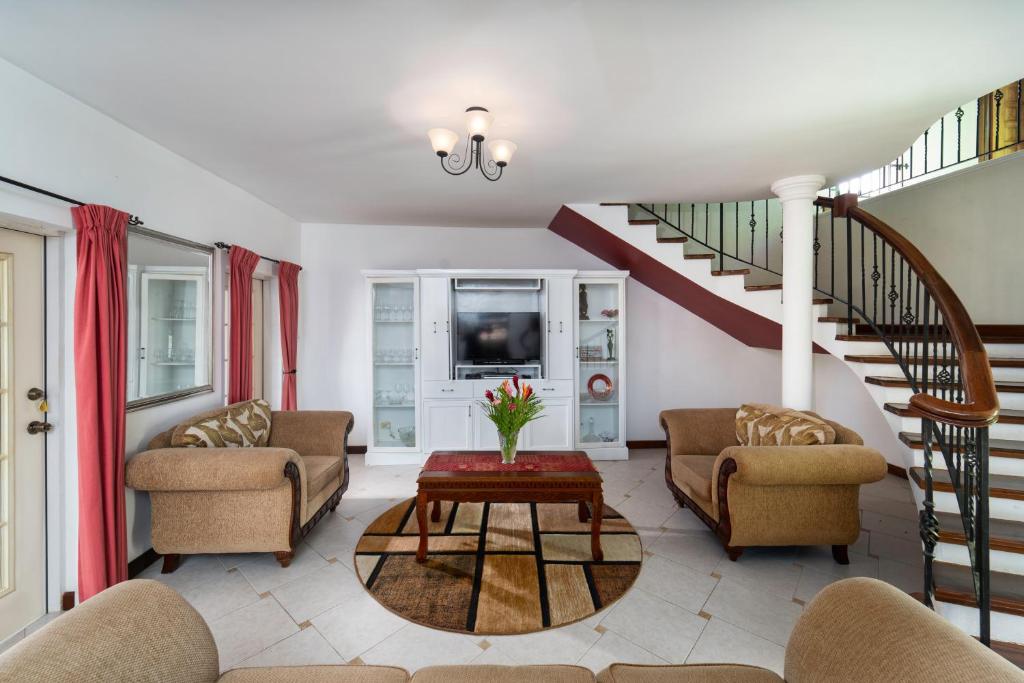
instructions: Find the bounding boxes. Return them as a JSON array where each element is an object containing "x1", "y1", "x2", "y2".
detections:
[{"x1": 1, "y1": 1, "x2": 1022, "y2": 228}]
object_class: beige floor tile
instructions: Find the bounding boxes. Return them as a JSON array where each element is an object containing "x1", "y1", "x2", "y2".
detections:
[
  {"x1": 703, "y1": 578, "x2": 803, "y2": 647},
  {"x1": 233, "y1": 627, "x2": 345, "y2": 668},
  {"x1": 685, "y1": 617, "x2": 785, "y2": 675},
  {"x1": 648, "y1": 528, "x2": 726, "y2": 574},
  {"x1": 208, "y1": 596, "x2": 299, "y2": 670},
  {"x1": 311, "y1": 591, "x2": 407, "y2": 661},
  {"x1": 599, "y1": 587, "x2": 706, "y2": 662},
  {"x1": 486, "y1": 620, "x2": 602, "y2": 665},
  {"x1": 632, "y1": 554, "x2": 719, "y2": 614},
  {"x1": 271, "y1": 561, "x2": 365, "y2": 623},
  {"x1": 177, "y1": 565, "x2": 261, "y2": 622},
  {"x1": 359, "y1": 623, "x2": 481, "y2": 671},
  {"x1": 712, "y1": 549, "x2": 803, "y2": 600},
  {"x1": 577, "y1": 631, "x2": 667, "y2": 672}
]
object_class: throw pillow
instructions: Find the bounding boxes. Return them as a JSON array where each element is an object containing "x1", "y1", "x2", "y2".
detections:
[
  {"x1": 735, "y1": 403, "x2": 836, "y2": 447},
  {"x1": 171, "y1": 399, "x2": 272, "y2": 448}
]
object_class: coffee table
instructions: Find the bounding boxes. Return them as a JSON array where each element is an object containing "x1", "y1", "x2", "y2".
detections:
[{"x1": 415, "y1": 451, "x2": 604, "y2": 563}]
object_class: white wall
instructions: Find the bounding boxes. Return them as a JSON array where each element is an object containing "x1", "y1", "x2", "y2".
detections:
[
  {"x1": 299, "y1": 223, "x2": 784, "y2": 446},
  {"x1": 0, "y1": 58, "x2": 301, "y2": 595},
  {"x1": 860, "y1": 151, "x2": 1024, "y2": 324}
]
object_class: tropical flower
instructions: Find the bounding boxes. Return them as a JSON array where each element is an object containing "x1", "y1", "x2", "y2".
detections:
[{"x1": 478, "y1": 375, "x2": 544, "y2": 444}]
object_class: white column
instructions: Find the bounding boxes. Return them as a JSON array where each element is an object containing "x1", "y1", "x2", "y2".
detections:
[{"x1": 771, "y1": 175, "x2": 825, "y2": 410}]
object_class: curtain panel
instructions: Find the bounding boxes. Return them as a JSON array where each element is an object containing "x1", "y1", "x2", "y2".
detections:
[
  {"x1": 72, "y1": 204, "x2": 129, "y2": 601},
  {"x1": 228, "y1": 246, "x2": 261, "y2": 404},
  {"x1": 278, "y1": 261, "x2": 301, "y2": 410}
]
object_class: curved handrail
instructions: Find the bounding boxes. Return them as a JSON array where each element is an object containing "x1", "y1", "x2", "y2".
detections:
[{"x1": 816, "y1": 195, "x2": 998, "y2": 428}]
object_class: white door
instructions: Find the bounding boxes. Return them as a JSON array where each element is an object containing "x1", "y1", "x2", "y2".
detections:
[
  {"x1": 423, "y1": 400, "x2": 473, "y2": 451},
  {"x1": 419, "y1": 277, "x2": 451, "y2": 382},
  {"x1": 0, "y1": 228, "x2": 46, "y2": 641},
  {"x1": 524, "y1": 399, "x2": 573, "y2": 449},
  {"x1": 546, "y1": 277, "x2": 574, "y2": 380},
  {"x1": 472, "y1": 402, "x2": 500, "y2": 450}
]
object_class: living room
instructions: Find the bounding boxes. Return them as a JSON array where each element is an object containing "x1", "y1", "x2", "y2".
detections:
[{"x1": 1, "y1": 2, "x2": 1023, "y2": 681}]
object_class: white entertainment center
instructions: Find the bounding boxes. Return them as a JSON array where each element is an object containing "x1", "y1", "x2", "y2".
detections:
[{"x1": 363, "y1": 269, "x2": 628, "y2": 465}]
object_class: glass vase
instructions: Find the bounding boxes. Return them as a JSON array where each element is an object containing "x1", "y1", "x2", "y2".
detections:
[{"x1": 499, "y1": 432, "x2": 519, "y2": 465}]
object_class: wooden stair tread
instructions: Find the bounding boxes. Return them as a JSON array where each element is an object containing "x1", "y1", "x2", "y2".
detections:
[
  {"x1": 886, "y1": 403, "x2": 1024, "y2": 425},
  {"x1": 910, "y1": 466, "x2": 1024, "y2": 501},
  {"x1": 684, "y1": 253, "x2": 716, "y2": 260},
  {"x1": 931, "y1": 561, "x2": 1024, "y2": 616},
  {"x1": 812, "y1": 297, "x2": 834, "y2": 305},
  {"x1": 846, "y1": 355, "x2": 1024, "y2": 368},
  {"x1": 934, "y1": 510, "x2": 1024, "y2": 554},
  {"x1": 864, "y1": 376, "x2": 1024, "y2": 393},
  {"x1": 900, "y1": 432, "x2": 1024, "y2": 458},
  {"x1": 854, "y1": 324, "x2": 1024, "y2": 344},
  {"x1": 711, "y1": 268, "x2": 750, "y2": 277},
  {"x1": 840, "y1": 332, "x2": 1024, "y2": 344},
  {"x1": 599, "y1": 202, "x2": 630, "y2": 206},
  {"x1": 629, "y1": 218, "x2": 660, "y2": 226},
  {"x1": 656, "y1": 236, "x2": 688, "y2": 243},
  {"x1": 990, "y1": 640, "x2": 1024, "y2": 669},
  {"x1": 819, "y1": 316, "x2": 860, "y2": 324},
  {"x1": 745, "y1": 283, "x2": 782, "y2": 291}
]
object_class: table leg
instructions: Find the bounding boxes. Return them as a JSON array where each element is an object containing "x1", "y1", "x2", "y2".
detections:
[
  {"x1": 431, "y1": 499, "x2": 442, "y2": 523},
  {"x1": 416, "y1": 491, "x2": 429, "y2": 563},
  {"x1": 591, "y1": 491, "x2": 604, "y2": 561},
  {"x1": 577, "y1": 500, "x2": 589, "y2": 522}
]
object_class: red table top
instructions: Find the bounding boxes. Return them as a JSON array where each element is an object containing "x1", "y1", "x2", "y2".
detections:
[{"x1": 423, "y1": 451, "x2": 597, "y2": 473}]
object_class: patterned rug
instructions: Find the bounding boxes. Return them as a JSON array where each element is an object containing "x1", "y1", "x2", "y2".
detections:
[{"x1": 353, "y1": 499, "x2": 642, "y2": 635}]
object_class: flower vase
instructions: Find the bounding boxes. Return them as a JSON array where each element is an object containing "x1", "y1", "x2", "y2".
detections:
[{"x1": 499, "y1": 432, "x2": 519, "y2": 465}]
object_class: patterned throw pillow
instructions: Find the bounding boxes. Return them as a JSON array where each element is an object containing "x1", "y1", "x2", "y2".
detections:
[
  {"x1": 735, "y1": 403, "x2": 836, "y2": 447},
  {"x1": 170, "y1": 399, "x2": 272, "y2": 448}
]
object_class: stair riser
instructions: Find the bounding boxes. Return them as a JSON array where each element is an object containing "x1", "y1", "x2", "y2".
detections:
[
  {"x1": 870, "y1": 366, "x2": 1024, "y2": 383},
  {"x1": 927, "y1": 490, "x2": 1024, "y2": 521},
  {"x1": 839, "y1": 340, "x2": 1024, "y2": 358},
  {"x1": 874, "y1": 385, "x2": 1024, "y2": 411},
  {"x1": 909, "y1": 450, "x2": 1024, "y2": 477},
  {"x1": 935, "y1": 602, "x2": 1024, "y2": 645},
  {"x1": 935, "y1": 542, "x2": 1024, "y2": 575},
  {"x1": 890, "y1": 414, "x2": 1024, "y2": 442}
]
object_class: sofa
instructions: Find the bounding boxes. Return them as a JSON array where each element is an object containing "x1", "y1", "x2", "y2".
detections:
[
  {"x1": 126, "y1": 401, "x2": 353, "y2": 570},
  {"x1": 1, "y1": 577, "x2": 1019, "y2": 682},
  {"x1": 660, "y1": 407, "x2": 888, "y2": 563}
]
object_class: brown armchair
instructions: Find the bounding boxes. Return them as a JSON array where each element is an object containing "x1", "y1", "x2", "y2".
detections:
[
  {"x1": 126, "y1": 404, "x2": 353, "y2": 570},
  {"x1": 659, "y1": 408, "x2": 886, "y2": 563}
]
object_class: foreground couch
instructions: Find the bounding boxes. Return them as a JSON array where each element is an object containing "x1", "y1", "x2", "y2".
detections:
[
  {"x1": 126, "y1": 400, "x2": 353, "y2": 570},
  {"x1": 0, "y1": 578, "x2": 1019, "y2": 682},
  {"x1": 660, "y1": 407, "x2": 887, "y2": 562}
]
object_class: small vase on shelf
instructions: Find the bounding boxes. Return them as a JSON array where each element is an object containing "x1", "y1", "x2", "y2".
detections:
[{"x1": 499, "y1": 432, "x2": 519, "y2": 465}]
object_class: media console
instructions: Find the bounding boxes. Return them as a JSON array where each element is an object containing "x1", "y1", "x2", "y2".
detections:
[{"x1": 363, "y1": 269, "x2": 628, "y2": 465}]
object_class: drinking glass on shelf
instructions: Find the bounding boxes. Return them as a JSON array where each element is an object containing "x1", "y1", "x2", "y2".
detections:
[{"x1": 403, "y1": 304, "x2": 412, "y2": 322}]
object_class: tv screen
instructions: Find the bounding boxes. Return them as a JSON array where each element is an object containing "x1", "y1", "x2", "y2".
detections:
[{"x1": 457, "y1": 312, "x2": 542, "y2": 364}]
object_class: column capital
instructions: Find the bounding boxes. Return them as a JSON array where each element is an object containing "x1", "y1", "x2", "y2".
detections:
[{"x1": 770, "y1": 175, "x2": 825, "y2": 202}]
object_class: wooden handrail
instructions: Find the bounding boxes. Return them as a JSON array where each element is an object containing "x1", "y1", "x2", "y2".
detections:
[{"x1": 816, "y1": 195, "x2": 999, "y2": 428}]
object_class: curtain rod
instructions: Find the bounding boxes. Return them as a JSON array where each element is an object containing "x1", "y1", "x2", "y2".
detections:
[
  {"x1": 0, "y1": 174, "x2": 145, "y2": 226},
  {"x1": 213, "y1": 241, "x2": 300, "y2": 269}
]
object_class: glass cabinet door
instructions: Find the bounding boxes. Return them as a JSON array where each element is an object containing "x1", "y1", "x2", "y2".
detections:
[
  {"x1": 372, "y1": 281, "x2": 417, "y2": 449},
  {"x1": 576, "y1": 280, "x2": 622, "y2": 446},
  {"x1": 139, "y1": 272, "x2": 207, "y2": 398}
]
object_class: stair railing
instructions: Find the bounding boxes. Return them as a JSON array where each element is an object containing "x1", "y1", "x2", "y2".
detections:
[{"x1": 815, "y1": 193, "x2": 998, "y2": 645}]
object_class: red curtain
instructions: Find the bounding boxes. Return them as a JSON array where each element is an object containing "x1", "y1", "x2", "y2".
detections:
[
  {"x1": 72, "y1": 204, "x2": 129, "y2": 601},
  {"x1": 228, "y1": 246, "x2": 261, "y2": 404},
  {"x1": 278, "y1": 261, "x2": 301, "y2": 410}
]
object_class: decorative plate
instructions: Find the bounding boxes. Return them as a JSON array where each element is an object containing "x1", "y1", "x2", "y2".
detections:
[{"x1": 587, "y1": 373, "x2": 614, "y2": 401}]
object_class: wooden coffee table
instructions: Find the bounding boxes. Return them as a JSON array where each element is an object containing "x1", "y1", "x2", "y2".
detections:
[{"x1": 416, "y1": 451, "x2": 604, "y2": 563}]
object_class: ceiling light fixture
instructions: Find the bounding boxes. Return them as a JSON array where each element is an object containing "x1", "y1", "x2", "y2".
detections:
[{"x1": 428, "y1": 106, "x2": 516, "y2": 182}]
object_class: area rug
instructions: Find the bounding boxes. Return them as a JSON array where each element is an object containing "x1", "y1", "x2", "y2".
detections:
[{"x1": 354, "y1": 499, "x2": 642, "y2": 635}]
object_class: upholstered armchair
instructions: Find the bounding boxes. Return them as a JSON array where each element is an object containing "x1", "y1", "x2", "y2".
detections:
[
  {"x1": 660, "y1": 407, "x2": 887, "y2": 563},
  {"x1": 126, "y1": 402, "x2": 352, "y2": 570}
]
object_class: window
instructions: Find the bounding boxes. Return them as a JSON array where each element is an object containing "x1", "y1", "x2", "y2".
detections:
[{"x1": 127, "y1": 228, "x2": 214, "y2": 410}]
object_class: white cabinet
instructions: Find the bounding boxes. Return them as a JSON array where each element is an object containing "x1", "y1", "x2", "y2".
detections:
[
  {"x1": 546, "y1": 276, "x2": 574, "y2": 380},
  {"x1": 424, "y1": 400, "x2": 474, "y2": 450},
  {"x1": 420, "y1": 276, "x2": 451, "y2": 381},
  {"x1": 524, "y1": 398, "x2": 573, "y2": 449},
  {"x1": 368, "y1": 278, "x2": 420, "y2": 458},
  {"x1": 472, "y1": 401, "x2": 501, "y2": 450}
]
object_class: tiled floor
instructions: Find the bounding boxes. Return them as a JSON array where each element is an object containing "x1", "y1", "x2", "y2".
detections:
[{"x1": 133, "y1": 449, "x2": 923, "y2": 675}]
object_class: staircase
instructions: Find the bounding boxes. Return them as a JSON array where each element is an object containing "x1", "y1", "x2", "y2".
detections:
[{"x1": 551, "y1": 198, "x2": 1024, "y2": 648}]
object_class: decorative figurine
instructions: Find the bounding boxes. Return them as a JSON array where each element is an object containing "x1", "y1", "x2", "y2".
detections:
[
  {"x1": 606, "y1": 327, "x2": 615, "y2": 360},
  {"x1": 579, "y1": 284, "x2": 589, "y2": 320}
]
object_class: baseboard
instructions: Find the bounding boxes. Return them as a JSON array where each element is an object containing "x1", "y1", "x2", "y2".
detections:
[
  {"x1": 127, "y1": 547, "x2": 160, "y2": 579},
  {"x1": 348, "y1": 445, "x2": 367, "y2": 455},
  {"x1": 887, "y1": 463, "x2": 909, "y2": 479},
  {"x1": 626, "y1": 440, "x2": 666, "y2": 450}
]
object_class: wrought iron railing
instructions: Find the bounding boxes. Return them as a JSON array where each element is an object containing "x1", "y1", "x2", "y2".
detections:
[
  {"x1": 830, "y1": 78, "x2": 1023, "y2": 198},
  {"x1": 631, "y1": 194, "x2": 999, "y2": 645}
]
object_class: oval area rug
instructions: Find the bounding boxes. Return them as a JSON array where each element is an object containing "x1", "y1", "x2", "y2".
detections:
[{"x1": 354, "y1": 498, "x2": 642, "y2": 635}]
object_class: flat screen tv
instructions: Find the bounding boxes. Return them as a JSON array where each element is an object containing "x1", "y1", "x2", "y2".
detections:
[{"x1": 457, "y1": 312, "x2": 542, "y2": 364}]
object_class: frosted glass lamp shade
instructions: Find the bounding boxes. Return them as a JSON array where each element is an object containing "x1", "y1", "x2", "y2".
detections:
[
  {"x1": 428, "y1": 128, "x2": 459, "y2": 156},
  {"x1": 487, "y1": 139, "x2": 517, "y2": 166},
  {"x1": 464, "y1": 107, "x2": 494, "y2": 140}
]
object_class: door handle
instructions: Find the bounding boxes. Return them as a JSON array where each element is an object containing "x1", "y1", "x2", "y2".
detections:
[
  {"x1": 559, "y1": 321, "x2": 564, "y2": 333},
  {"x1": 27, "y1": 421, "x2": 54, "y2": 435}
]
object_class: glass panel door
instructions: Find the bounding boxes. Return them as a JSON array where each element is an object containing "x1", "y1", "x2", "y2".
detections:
[
  {"x1": 372, "y1": 281, "x2": 417, "y2": 449},
  {"x1": 577, "y1": 281, "x2": 621, "y2": 446}
]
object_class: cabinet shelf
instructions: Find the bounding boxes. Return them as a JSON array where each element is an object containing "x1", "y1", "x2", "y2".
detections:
[
  {"x1": 373, "y1": 319, "x2": 414, "y2": 324},
  {"x1": 578, "y1": 318, "x2": 618, "y2": 324},
  {"x1": 580, "y1": 400, "x2": 618, "y2": 406},
  {"x1": 152, "y1": 361, "x2": 196, "y2": 366},
  {"x1": 153, "y1": 317, "x2": 197, "y2": 322},
  {"x1": 374, "y1": 362, "x2": 414, "y2": 367},
  {"x1": 580, "y1": 360, "x2": 617, "y2": 365}
]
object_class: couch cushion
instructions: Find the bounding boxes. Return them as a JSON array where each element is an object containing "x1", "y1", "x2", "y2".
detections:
[
  {"x1": 220, "y1": 666, "x2": 410, "y2": 682},
  {"x1": 598, "y1": 663, "x2": 782, "y2": 683},
  {"x1": 412, "y1": 665, "x2": 595, "y2": 683},
  {"x1": 735, "y1": 404, "x2": 836, "y2": 447},
  {"x1": 171, "y1": 399, "x2": 273, "y2": 448},
  {"x1": 304, "y1": 455, "x2": 343, "y2": 496},
  {"x1": 670, "y1": 454, "x2": 716, "y2": 501}
]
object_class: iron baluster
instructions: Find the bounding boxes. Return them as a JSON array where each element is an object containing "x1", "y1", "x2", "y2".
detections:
[
  {"x1": 718, "y1": 203, "x2": 724, "y2": 273},
  {"x1": 994, "y1": 89, "x2": 1004, "y2": 149},
  {"x1": 923, "y1": 128, "x2": 929, "y2": 174},
  {"x1": 955, "y1": 106, "x2": 964, "y2": 163},
  {"x1": 751, "y1": 202, "x2": 758, "y2": 266},
  {"x1": 920, "y1": 417, "x2": 938, "y2": 609},
  {"x1": 976, "y1": 427, "x2": 991, "y2": 646},
  {"x1": 846, "y1": 217, "x2": 853, "y2": 334},
  {"x1": 939, "y1": 116, "x2": 945, "y2": 169}
]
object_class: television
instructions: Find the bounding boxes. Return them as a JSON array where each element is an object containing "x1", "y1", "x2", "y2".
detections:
[{"x1": 457, "y1": 312, "x2": 542, "y2": 364}]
